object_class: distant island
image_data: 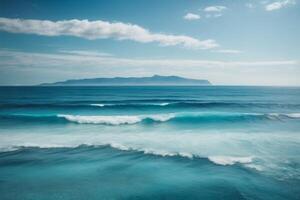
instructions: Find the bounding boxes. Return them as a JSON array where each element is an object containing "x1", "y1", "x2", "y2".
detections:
[{"x1": 40, "y1": 75, "x2": 211, "y2": 86}]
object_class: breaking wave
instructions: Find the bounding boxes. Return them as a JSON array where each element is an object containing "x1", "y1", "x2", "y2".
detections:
[
  {"x1": 58, "y1": 114, "x2": 174, "y2": 125},
  {"x1": 207, "y1": 156, "x2": 253, "y2": 165},
  {"x1": 1, "y1": 112, "x2": 300, "y2": 125}
]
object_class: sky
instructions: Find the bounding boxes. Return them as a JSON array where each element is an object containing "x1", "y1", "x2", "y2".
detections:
[{"x1": 0, "y1": 0, "x2": 299, "y2": 85}]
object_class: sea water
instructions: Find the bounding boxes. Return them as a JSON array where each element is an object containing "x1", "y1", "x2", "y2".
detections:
[{"x1": 0, "y1": 86, "x2": 299, "y2": 199}]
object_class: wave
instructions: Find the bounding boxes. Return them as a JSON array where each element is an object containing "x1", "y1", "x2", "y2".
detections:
[
  {"x1": 0, "y1": 143, "x2": 253, "y2": 167},
  {"x1": 58, "y1": 112, "x2": 300, "y2": 125},
  {"x1": 90, "y1": 103, "x2": 106, "y2": 107},
  {"x1": 90, "y1": 102, "x2": 171, "y2": 107},
  {"x1": 2, "y1": 101, "x2": 300, "y2": 109},
  {"x1": 274, "y1": 113, "x2": 300, "y2": 118},
  {"x1": 208, "y1": 156, "x2": 253, "y2": 165},
  {"x1": 1, "y1": 112, "x2": 300, "y2": 125},
  {"x1": 0, "y1": 128, "x2": 298, "y2": 175},
  {"x1": 58, "y1": 114, "x2": 174, "y2": 125}
]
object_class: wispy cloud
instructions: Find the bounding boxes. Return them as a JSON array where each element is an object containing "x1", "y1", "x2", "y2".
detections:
[
  {"x1": 265, "y1": 0, "x2": 296, "y2": 11},
  {"x1": 204, "y1": 6, "x2": 227, "y2": 12},
  {"x1": 183, "y1": 13, "x2": 201, "y2": 20},
  {"x1": 59, "y1": 50, "x2": 112, "y2": 57},
  {"x1": 203, "y1": 6, "x2": 227, "y2": 18},
  {"x1": 0, "y1": 50, "x2": 296, "y2": 69},
  {"x1": 0, "y1": 17, "x2": 218, "y2": 49},
  {"x1": 212, "y1": 49, "x2": 242, "y2": 54}
]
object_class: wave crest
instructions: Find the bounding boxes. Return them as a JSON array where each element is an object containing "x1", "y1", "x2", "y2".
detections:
[
  {"x1": 58, "y1": 114, "x2": 175, "y2": 125},
  {"x1": 90, "y1": 102, "x2": 171, "y2": 107},
  {"x1": 2, "y1": 112, "x2": 300, "y2": 126},
  {"x1": 208, "y1": 156, "x2": 253, "y2": 165}
]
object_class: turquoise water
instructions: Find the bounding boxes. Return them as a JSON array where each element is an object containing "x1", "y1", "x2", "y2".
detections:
[{"x1": 0, "y1": 86, "x2": 300, "y2": 199}]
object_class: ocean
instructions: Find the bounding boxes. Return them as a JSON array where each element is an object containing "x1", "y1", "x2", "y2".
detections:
[{"x1": 0, "y1": 86, "x2": 299, "y2": 200}]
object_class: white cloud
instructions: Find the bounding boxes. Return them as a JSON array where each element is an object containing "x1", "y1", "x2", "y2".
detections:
[
  {"x1": 0, "y1": 17, "x2": 218, "y2": 49},
  {"x1": 265, "y1": 0, "x2": 296, "y2": 11},
  {"x1": 0, "y1": 50, "x2": 296, "y2": 69},
  {"x1": 183, "y1": 13, "x2": 201, "y2": 20},
  {"x1": 212, "y1": 49, "x2": 242, "y2": 54},
  {"x1": 204, "y1": 6, "x2": 227, "y2": 12},
  {"x1": 203, "y1": 6, "x2": 227, "y2": 18}
]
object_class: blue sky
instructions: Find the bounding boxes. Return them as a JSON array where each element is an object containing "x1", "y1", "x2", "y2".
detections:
[{"x1": 0, "y1": 0, "x2": 299, "y2": 85}]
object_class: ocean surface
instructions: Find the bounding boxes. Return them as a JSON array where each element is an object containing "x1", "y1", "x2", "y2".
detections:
[{"x1": 0, "y1": 86, "x2": 299, "y2": 200}]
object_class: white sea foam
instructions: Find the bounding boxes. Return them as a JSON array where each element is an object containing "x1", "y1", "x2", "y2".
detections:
[
  {"x1": 58, "y1": 114, "x2": 142, "y2": 125},
  {"x1": 208, "y1": 156, "x2": 253, "y2": 166},
  {"x1": 0, "y1": 122, "x2": 299, "y2": 177},
  {"x1": 110, "y1": 142, "x2": 131, "y2": 151},
  {"x1": 269, "y1": 113, "x2": 300, "y2": 117},
  {"x1": 157, "y1": 103, "x2": 171, "y2": 106},
  {"x1": 58, "y1": 114, "x2": 175, "y2": 125},
  {"x1": 57, "y1": 112, "x2": 300, "y2": 126},
  {"x1": 91, "y1": 102, "x2": 172, "y2": 107},
  {"x1": 245, "y1": 163, "x2": 264, "y2": 171},
  {"x1": 286, "y1": 113, "x2": 300, "y2": 118},
  {"x1": 142, "y1": 149, "x2": 177, "y2": 157},
  {"x1": 90, "y1": 104, "x2": 106, "y2": 107},
  {"x1": 0, "y1": 130, "x2": 260, "y2": 163}
]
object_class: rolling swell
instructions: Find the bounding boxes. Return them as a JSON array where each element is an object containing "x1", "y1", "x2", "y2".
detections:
[
  {"x1": 1, "y1": 112, "x2": 299, "y2": 125},
  {"x1": 1, "y1": 101, "x2": 300, "y2": 110},
  {"x1": 0, "y1": 145, "x2": 254, "y2": 167}
]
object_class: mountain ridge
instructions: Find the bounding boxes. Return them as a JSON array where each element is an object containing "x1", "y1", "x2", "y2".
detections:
[{"x1": 40, "y1": 75, "x2": 211, "y2": 86}]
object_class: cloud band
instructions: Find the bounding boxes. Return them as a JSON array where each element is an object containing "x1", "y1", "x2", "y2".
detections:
[{"x1": 0, "y1": 17, "x2": 218, "y2": 49}]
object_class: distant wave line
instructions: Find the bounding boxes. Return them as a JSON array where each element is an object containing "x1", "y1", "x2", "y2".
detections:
[{"x1": 1, "y1": 101, "x2": 300, "y2": 109}]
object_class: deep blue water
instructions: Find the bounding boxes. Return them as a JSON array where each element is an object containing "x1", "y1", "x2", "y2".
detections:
[{"x1": 0, "y1": 86, "x2": 300, "y2": 200}]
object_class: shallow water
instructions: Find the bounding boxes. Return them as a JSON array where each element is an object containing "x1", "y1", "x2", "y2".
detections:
[{"x1": 0, "y1": 86, "x2": 300, "y2": 199}]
